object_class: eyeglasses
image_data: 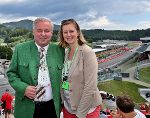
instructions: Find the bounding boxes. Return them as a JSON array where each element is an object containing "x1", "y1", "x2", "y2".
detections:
[{"x1": 61, "y1": 19, "x2": 75, "y2": 24}]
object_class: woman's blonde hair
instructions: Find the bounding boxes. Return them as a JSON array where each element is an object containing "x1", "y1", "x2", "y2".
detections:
[{"x1": 58, "y1": 19, "x2": 86, "y2": 47}]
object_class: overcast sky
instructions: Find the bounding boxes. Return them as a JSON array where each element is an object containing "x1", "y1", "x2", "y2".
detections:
[{"x1": 0, "y1": 0, "x2": 150, "y2": 30}]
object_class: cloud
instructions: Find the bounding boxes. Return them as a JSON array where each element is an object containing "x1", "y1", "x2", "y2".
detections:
[
  {"x1": 0, "y1": 13, "x2": 36, "y2": 23},
  {"x1": 138, "y1": 21, "x2": 150, "y2": 29},
  {"x1": 91, "y1": 16, "x2": 113, "y2": 27},
  {"x1": 0, "y1": 0, "x2": 24, "y2": 5},
  {"x1": 79, "y1": 16, "x2": 114, "y2": 29},
  {"x1": 0, "y1": 0, "x2": 150, "y2": 30}
]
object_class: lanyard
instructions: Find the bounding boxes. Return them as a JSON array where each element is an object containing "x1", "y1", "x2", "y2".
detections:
[
  {"x1": 62, "y1": 47, "x2": 79, "y2": 90},
  {"x1": 64, "y1": 46, "x2": 79, "y2": 70},
  {"x1": 62, "y1": 47, "x2": 78, "y2": 79}
]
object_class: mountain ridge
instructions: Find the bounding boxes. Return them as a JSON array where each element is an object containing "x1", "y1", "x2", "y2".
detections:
[
  {"x1": 1, "y1": 19, "x2": 150, "y2": 41},
  {"x1": 2, "y1": 19, "x2": 60, "y2": 31}
]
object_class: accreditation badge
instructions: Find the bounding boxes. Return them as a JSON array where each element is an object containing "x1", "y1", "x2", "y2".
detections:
[{"x1": 62, "y1": 81, "x2": 69, "y2": 90}]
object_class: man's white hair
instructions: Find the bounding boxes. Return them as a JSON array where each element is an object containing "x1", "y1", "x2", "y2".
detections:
[{"x1": 33, "y1": 17, "x2": 54, "y2": 30}]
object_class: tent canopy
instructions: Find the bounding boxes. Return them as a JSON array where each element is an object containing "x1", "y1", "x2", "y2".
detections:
[{"x1": 136, "y1": 44, "x2": 150, "y2": 53}]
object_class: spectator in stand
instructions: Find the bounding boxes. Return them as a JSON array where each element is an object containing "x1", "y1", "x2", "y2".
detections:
[
  {"x1": 144, "y1": 103, "x2": 150, "y2": 118},
  {"x1": 145, "y1": 103, "x2": 150, "y2": 113},
  {"x1": 112, "y1": 95, "x2": 146, "y2": 118},
  {"x1": 1, "y1": 89, "x2": 13, "y2": 118},
  {"x1": 140, "y1": 103, "x2": 147, "y2": 115}
]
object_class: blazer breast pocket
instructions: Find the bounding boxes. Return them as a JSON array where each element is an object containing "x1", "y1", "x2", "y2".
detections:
[
  {"x1": 18, "y1": 62, "x2": 29, "y2": 76},
  {"x1": 48, "y1": 64, "x2": 63, "y2": 79},
  {"x1": 19, "y1": 62, "x2": 29, "y2": 68}
]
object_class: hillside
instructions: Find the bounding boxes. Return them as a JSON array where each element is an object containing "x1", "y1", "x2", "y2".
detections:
[
  {"x1": 3, "y1": 19, "x2": 33, "y2": 30},
  {"x1": 139, "y1": 66, "x2": 150, "y2": 84},
  {"x1": 0, "y1": 19, "x2": 150, "y2": 42},
  {"x1": 98, "y1": 80, "x2": 147, "y2": 103},
  {"x1": 2, "y1": 19, "x2": 60, "y2": 31}
]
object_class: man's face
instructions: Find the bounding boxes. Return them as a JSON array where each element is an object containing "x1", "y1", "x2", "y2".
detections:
[{"x1": 33, "y1": 21, "x2": 53, "y2": 47}]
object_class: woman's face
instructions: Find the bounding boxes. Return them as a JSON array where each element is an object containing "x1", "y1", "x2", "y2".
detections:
[{"x1": 62, "y1": 23, "x2": 79, "y2": 46}]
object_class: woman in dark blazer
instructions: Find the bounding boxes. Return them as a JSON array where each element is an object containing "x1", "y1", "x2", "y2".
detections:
[{"x1": 58, "y1": 19, "x2": 102, "y2": 118}]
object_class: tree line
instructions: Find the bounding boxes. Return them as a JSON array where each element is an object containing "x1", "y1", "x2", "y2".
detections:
[
  {"x1": 0, "y1": 25, "x2": 150, "y2": 59},
  {"x1": 0, "y1": 25, "x2": 150, "y2": 44},
  {"x1": 82, "y1": 28, "x2": 150, "y2": 42}
]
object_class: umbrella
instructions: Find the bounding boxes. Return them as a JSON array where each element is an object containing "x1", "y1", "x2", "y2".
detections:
[{"x1": 138, "y1": 88, "x2": 150, "y2": 102}]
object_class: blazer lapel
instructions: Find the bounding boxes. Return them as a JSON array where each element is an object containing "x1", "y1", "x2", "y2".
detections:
[
  {"x1": 29, "y1": 42, "x2": 40, "y2": 85},
  {"x1": 46, "y1": 44, "x2": 52, "y2": 69},
  {"x1": 68, "y1": 46, "x2": 83, "y2": 78}
]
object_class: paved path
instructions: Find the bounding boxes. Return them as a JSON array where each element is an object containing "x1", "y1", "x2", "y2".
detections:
[
  {"x1": 123, "y1": 66, "x2": 150, "y2": 87},
  {"x1": 122, "y1": 77, "x2": 150, "y2": 87}
]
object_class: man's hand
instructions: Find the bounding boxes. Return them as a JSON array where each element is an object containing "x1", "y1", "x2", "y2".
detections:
[{"x1": 24, "y1": 86, "x2": 36, "y2": 99}]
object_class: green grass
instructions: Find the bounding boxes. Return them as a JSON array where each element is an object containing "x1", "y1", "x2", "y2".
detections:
[
  {"x1": 98, "y1": 80, "x2": 147, "y2": 104},
  {"x1": 139, "y1": 67, "x2": 150, "y2": 84}
]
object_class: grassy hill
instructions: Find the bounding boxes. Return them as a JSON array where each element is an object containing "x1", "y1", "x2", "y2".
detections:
[
  {"x1": 2, "y1": 19, "x2": 60, "y2": 31},
  {"x1": 1, "y1": 19, "x2": 150, "y2": 42},
  {"x1": 98, "y1": 80, "x2": 147, "y2": 104},
  {"x1": 139, "y1": 66, "x2": 150, "y2": 84}
]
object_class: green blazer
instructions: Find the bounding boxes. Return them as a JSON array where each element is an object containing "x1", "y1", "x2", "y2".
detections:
[{"x1": 7, "y1": 40, "x2": 64, "y2": 118}]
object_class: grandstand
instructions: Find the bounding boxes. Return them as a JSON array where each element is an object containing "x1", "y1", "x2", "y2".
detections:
[
  {"x1": 93, "y1": 40, "x2": 130, "y2": 65},
  {"x1": 140, "y1": 37, "x2": 150, "y2": 44}
]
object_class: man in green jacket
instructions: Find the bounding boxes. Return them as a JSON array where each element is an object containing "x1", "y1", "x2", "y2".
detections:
[{"x1": 6, "y1": 17, "x2": 64, "y2": 118}]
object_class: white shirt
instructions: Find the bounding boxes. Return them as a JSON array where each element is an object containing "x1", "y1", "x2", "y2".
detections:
[
  {"x1": 134, "y1": 109, "x2": 146, "y2": 118},
  {"x1": 34, "y1": 43, "x2": 52, "y2": 101}
]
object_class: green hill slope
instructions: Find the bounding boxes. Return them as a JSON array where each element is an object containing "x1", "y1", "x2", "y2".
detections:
[
  {"x1": 139, "y1": 67, "x2": 150, "y2": 84},
  {"x1": 98, "y1": 80, "x2": 147, "y2": 103}
]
